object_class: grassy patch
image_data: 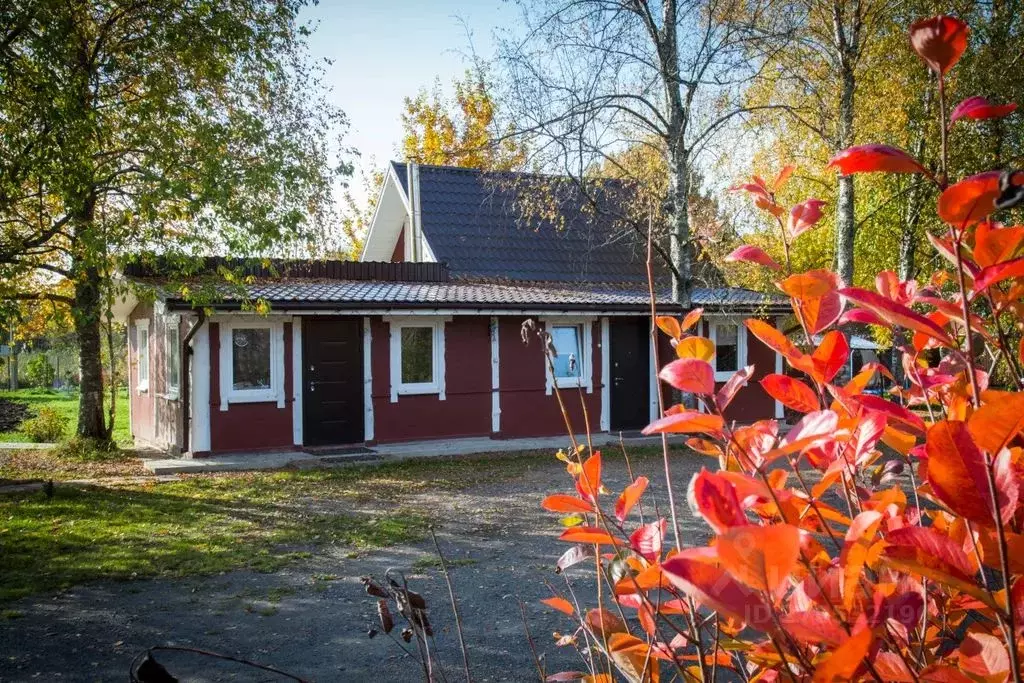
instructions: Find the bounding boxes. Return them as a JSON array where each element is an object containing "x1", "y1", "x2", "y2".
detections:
[{"x1": 0, "y1": 388, "x2": 130, "y2": 446}]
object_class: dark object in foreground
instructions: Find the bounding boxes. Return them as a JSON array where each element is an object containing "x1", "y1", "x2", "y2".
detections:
[{"x1": 129, "y1": 646, "x2": 307, "y2": 682}]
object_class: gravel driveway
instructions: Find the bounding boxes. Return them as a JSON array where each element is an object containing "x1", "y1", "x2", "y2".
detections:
[{"x1": 1, "y1": 449, "x2": 713, "y2": 682}]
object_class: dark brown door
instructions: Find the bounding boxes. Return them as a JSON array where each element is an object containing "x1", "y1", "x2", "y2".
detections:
[
  {"x1": 303, "y1": 317, "x2": 364, "y2": 445},
  {"x1": 610, "y1": 318, "x2": 650, "y2": 431}
]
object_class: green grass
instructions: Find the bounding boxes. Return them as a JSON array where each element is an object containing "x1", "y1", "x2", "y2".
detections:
[{"x1": 0, "y1": 388, "x2": 130, "y2": 446}]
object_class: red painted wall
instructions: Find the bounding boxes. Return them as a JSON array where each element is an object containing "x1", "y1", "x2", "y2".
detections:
[
  {"x1": 208, "y1": 320, "x2": 295, "y2": 453},
  {"x1": 497, "y1": 317, "x2": 603, "y2": 439},
  {"x1": 390, "y1": 228, "x2": 405, "y2": 262},
  {"x1": 370, "y1": 316, "x2": 492, "y2": 442}
]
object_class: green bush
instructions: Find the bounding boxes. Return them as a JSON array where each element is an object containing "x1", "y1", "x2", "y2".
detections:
[
  {"x1": 20, "y1": 407, "x2": 68, "y2": 443},
  {"x1": 54, "y1": 436, "x2": 120, "y2": 461},
  {"x1": 24, "y1": 355, "x2": 56, "y2": 389}
]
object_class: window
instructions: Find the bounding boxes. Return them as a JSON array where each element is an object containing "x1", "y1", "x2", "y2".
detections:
[
  {"x1": 710, "y1": 321, "x2": 746, "y2": 381},
  {"x1": 389, "y1": 319, "x2": 446, "y2": 401},
  {"x1": 165, "y1": 318, "x2": 180, "y2": 399},
  {"x1": 543, "y1": 319, "x2": 593, "y2": 393},
  {"x1": 219, "y1": 320, "x2": 284, "y2": 408},
  {"x1": 136, "y1": 320, "x2": 150, "y2": 393}
]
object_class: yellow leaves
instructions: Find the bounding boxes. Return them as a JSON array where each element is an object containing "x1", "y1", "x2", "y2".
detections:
[{"x1": 675, "y1": 336, "x2": 715, "y2": 362}]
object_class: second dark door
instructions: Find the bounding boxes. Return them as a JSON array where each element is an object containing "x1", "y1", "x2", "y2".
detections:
[
  {"x1": 303, "y1": 317, "x2": 364, "y2": 446},
  {"x1": 610, "y1": 318, "x2": 650, "y2": 431}
]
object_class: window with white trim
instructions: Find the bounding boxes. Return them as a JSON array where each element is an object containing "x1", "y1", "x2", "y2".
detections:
[
  {"x1": 710, "y1": 321, "x2": 747, "y2": 381},
  {"x1": 136, "y1": 320, "x2": 150, "y2": 393},
  {"x1": 389, "y1": 319, "x2": 446, "y2": 401},
  {"x1": 543, "y1": 319, "x2": 593, "y2": 393},
  {"x1": 219, "y1": 320, "x2": 285, "y2": 407},
  {"x1": 164, "y1": 317, "x2": 180, "y2": 399}
]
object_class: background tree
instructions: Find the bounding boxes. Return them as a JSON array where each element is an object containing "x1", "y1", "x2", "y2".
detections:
[
  {"x1": 498, "y1": 0, "x2": 793, "y2": 305},
  {"x1": 0, "y1": 0, "x2": 349, "y2": 441}
]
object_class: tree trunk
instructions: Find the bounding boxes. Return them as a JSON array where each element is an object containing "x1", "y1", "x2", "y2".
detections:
[
  {"x1": 834, "y1": 58, "x2": 856, "y2": 286},
  {"x1": 668, "y1": 144, "x2": 692, "y2": 307},
  {"x1": 73, "y1": 262, "x2": 108, "y2": 440}
]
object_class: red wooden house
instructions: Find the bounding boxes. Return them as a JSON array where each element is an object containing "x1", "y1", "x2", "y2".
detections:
[{"x1": 118, "y1": 163, "x2": 788, "y2": 456}]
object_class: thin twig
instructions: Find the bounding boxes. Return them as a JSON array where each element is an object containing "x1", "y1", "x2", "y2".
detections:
[{"x1": 430, "y1": 527, "x2": 472, "y2": 683}]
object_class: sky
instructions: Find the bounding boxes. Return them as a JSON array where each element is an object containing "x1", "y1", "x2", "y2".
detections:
[{"x1": 301, "y1": 1, "x2": 511, "y2": 200}]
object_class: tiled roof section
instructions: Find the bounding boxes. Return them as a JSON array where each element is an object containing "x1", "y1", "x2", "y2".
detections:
[
  {"x1": 390, "y1": 161, "x2": 409, "y2": 195},
  {"x1": 392, "y1": 162, "x2": 657, "y2": 284},
  {"x1": 163, "y1": 278, "x2": 787, "y2": 312}
]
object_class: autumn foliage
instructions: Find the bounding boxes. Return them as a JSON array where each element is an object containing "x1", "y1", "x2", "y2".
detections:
[{"x1": 538, "y1": 16, "x2": 1024, "y2": 683}]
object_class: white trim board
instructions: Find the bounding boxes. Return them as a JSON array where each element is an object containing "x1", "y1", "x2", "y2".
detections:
[
  {"x1": 600, "y1": 317, "x2": 610, "y2": 432},
  {"x1": 292, "y1": 317, "x2": 303, "y2": 446},
  {"x1": 363, "y1": 317, "x2": 374, "y2": 441},
  {"x1": 490, "y1": 317, "x2": 501, "y2": 434},
  {"x1": 190, "y1": 323, "x2": 211, "y2": 453}
]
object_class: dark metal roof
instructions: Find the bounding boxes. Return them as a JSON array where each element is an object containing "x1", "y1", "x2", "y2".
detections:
[
  {"x1": 392, "y1": 162, "x2": 659, "y2": 284},
  {"x1": 163, "y1": 278, "x2": 787, "y2": 313},
  {"x1": 124, "y1": 257, "x2": 449, "y2": 282}
]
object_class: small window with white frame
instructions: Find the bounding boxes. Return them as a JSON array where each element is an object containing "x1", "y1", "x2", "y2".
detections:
[
  {"x1": 389, "y1": 319, "x2": 445, "y2": 401},
  {"x1": 219, "y1": 320, "x2": 284, "y2": 407},
  {"x1": 164, "y1": 317, "x2": 180, "y2": 399},
  {"x1": 710, "y1": 321, "x2": 746, "y2": 381},
  {"x1": 136, "y1": 320, "x2": 150, "y2": 393},
  {"x1": 544, "y1": 320, "x2": 593, "y2": 393}
]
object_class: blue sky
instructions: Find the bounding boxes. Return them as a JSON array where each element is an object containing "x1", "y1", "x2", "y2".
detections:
[{"x1": 301, "y1": 0, "x2": 511, "y2": 194}]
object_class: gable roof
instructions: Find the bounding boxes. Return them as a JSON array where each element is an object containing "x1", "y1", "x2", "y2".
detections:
[{"x1": 390, "y1": 161, "x2": 659, "y2": 284}]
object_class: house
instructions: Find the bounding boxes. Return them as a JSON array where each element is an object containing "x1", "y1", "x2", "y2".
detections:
[{"x1": 116, "y1": 162, "x2": 789, "y2": 456}]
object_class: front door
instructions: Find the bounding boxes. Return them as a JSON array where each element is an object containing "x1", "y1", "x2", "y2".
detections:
[
  {"x1": 610, "y1": 318, "x2": 651, "y2": 431},
  {"x1": 303, "y1": 317, "x2": 364, "y2": 446}
]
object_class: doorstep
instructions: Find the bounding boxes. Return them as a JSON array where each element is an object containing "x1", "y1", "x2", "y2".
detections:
[{"x1": 140, "y1": 432, "x2": 671, "y2": 475}]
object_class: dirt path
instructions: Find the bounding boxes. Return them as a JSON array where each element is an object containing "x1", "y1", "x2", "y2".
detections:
[{"x1": 0, "y1": 452, "x2": 712, "y2": 682}]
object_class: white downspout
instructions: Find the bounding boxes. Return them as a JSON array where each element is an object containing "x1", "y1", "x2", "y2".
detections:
[{"x1": 406, "y1": 162, "x2": 423, "y2": 262}]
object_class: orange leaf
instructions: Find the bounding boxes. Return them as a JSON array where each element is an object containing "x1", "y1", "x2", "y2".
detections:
[
  {"x1": 661, "y1": 556, "x2": 776, "y2": 632},
  {"x1": 778, "y1": 610, "x2": 846, "y2": 647},
  {"x1": 659, "y1": 358, "x2": 715, "y2": 394},
  {"x1": 926, "y1": 420, "x2": 1009, "y2": 525},
  {"x1": 968, "y1": 390, "x2": 1024, "y2": 455},
  {"x1": 676, "y1": 336, "x2": 715, "y2": 362},
  {"x1": 680, "y1": 308, "x2": 703, "y2": 333},
  {"x1": 811, "y1": 331, "x2": 849, "y2": 384},
  {"x1": 959, "y1": 632, "x2": 1010, "y2": 679},
  {"x1": 576, "y1": 452, "x2": 602, "y2": 502},
  {"x1": 973, "y1": 222, "x2": 1024, "y2": 267},
  {"x1": 542, "y1": 495, "x2": 595, "y2": 514},
  {"x1": 541, "y1": 596, "x2": 575, "y2": 615},
  {"x1": 910, "y1": 15, "x2": 969, "y2": 75},
  {"x1": 585, "y1": 608, "x2": 628, "y2": 636},
  {"x1": 615, "y1": 476, "x2": 648, "y2": 523},
  {"x1": 726, "y1": 244, "x2": 781, "y2": 270},
  {"x1": 656, "y1": 315, "x2": 681, "y2": 340},
  {"x1": 938, "y1": 171, "x2": 1002, "y2": 226},
  {"x1": 717, "y1": 524, "x2": 801, "y2": 592},
  {"x1": 559, "y1": 527, "x2": 623, "y2": 546},
  {"x1": 642, "y1": 410, "x2": 724, "y2": 436},
  {"x1": 745, "y1": 318, "x2": 802, "y2": 361},
  {"x1": 812, "y1": 625, "x2": 872, "y2": 682}
]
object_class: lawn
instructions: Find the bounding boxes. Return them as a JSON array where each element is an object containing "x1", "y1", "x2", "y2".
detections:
[
  {"x1": 0, "y1": 452, "x2": 559, "y2": 602},
  {"x1": 0, "y1": 388, "x2": 130, "y2": 445}
]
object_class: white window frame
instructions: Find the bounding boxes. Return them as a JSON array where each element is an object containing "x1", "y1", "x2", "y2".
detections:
[
  {"x1": 163, "y1": 315, "x2": 181, "y2": 400},
  {"x1": 388, "y1": 317, "x2": 447, "y2": 402},
  {"x1": 136, "y1": 319, "x2": 150, "y2": 394},
  {"x1": 219, "y1": 319, "x2": 285, "y2": 410},
  {"x1": 708, "y1": 318, "x2": 747, "y2": 382},
  {"x1": 542, "y1": 318, "x2": 594, "y2": 395}
]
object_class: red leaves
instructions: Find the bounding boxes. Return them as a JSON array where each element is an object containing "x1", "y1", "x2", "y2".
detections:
[
  {"x1": 926, "y1": 420, "x2": 1015, "y2": 526},
  {"x1": 974, "y1": 256, "x2": 1024, "y2": 294},
  {"x1": 688, "y1": 469, "x2": 748, "y2": 533},
  {"x1": 658, "y1": 358, "x2": 715, "y2": 394},
  {"x1": 960, "y1": 633, "x2": 1011, "y2": 680},
  {"x1": 725, "y1": 244, "x2": 781, "y2": 270},
  {"x1": 642, "y1": 410, "x2": 724, "y2": 436},
  {"x1": 827, "y1": 144, "x2": 928, "y2": 177},
  {"x1": 614, "y1": 476, "x2": 648, "y2": 522},
  {"x1": 882, "y1": 525, "x2": 997, "y2": 609},
  {"x1": 661, "y1": 556, "x2": 776, "y2": 632},
  {"x1": 717, "y1": 523, "x2": 801, "y2": 592},
  {"x1": 938, "y1": 171, "x2": 1002, "y2": 226},
  {"x1": 840, "y1": 287, "x2": 954, "y2": 347},
  {"x1": 787, "y1": 199, "x2": 826, "y2": 240},
  {"x1": 950, "y1": 96, "x2": 1018, "y2": 126},
  {"x1": 910, "y1": 15, "x2": 969, "y2": 75},
  {"x1": 811, "y1": 330, "x2": 849, "y2": 384},
  {"x1": 779, "y1": 270, "x2": 843, "y2": 335},
  {"x1": 760, "y1": 374, "x2": 818, "y2": 413},
  {"x1": 542, "y1": 495, "x2": 594, "y2": 514}
]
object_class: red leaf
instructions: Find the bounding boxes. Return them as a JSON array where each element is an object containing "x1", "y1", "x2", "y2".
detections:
[
  {"x1": 840, "y1": 287, "x2": 954, "y2": 346},
  {"x1": 974, "y1": 256, "x2": 1024, "y2": 294},
  {"x1": 779, "y1": 610, "x2": 846, "y2": 646},
  {"x1": 615, "y1": 476, "x2": 648, "y2": 522},
  {"x1": 780, "y1": 270, "x2": 844, "y2": 335},
  {"x1": 715, "y1": 364, "x2": 753, "y2": 411},
  {"x1": 910, "y1": 15, "x2": 969, "y2": 75},
  {"x1": 642, "y1": 410, "x2": 724, "y2": 436},
  {"x1": 760, "y1": 374, "x2": 819, "y2": 412},
  {"x1": 585, "y1": 608, "x2": 628, "y2": 636},
  {"x1": 629, "y1": 518, "x2": 666, "y2": 562},
  {"x1": 659, "y1": 358, "x2": 715, "y2": 394},
  {"x1": 725, "y1": 244, "x2": 781, "y2": 270},
  {"x1": 687, "y1": 469, "x2": 748, "y2": 533},
  {"x1": 661, "y1": 556, "x2": 776, "y2": 631},
  {"x1": 541, "y1": 596, "x2": 575, "y2": 615},
  {"x1": 827, "y1": 144, "x2": 928, "y2": 176},
  {"x1": 938, "y1": 171, "x2": 1002, "y2": 226},
  {"x1": 812, "y1": 625, "x2": 873, "y2": 682},
  {"x1": 717, "y1": 523, "x2": 801, "y2": 592},
  {"x1": 959, "y1": 632, "x2": 1010, "y2": 679},
  {"x1": 853, "y1": 394, "x2": 926, "y2": 435},
  {"x1": 950, "y1": 96, "x2": 1018, "y2": 125},
  {"x1": 558, "y1": 527, "x2": 623, "y2": 546},
  {"x1": 787, "y1": 198, "x2": 826, "y2": 239},
  {"x1": 811, "y1": 330, "x2": 849, "y2": 384},
  {"x1": 926, "y1": 420, "x2": 1011, "y2": 525},
  {"x1": 838, "y1": 308, "x2": 883, "y2": 326},
  {"x1": 884, "y1": 526, "x2": 974, "y2": 577},
  {"x1": 542, "y1": 495, "x2": 594, "y2": 514}
]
